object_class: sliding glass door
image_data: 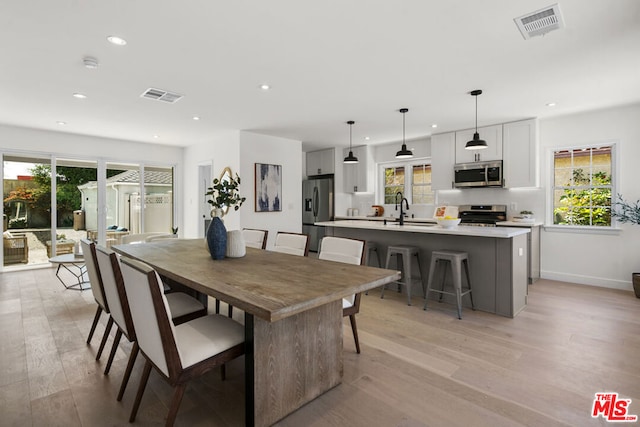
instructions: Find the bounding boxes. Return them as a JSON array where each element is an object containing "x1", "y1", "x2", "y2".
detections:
[
  {"x1": 2, "y1": 155, "x2": 52, "y2": 266},
  {"x1": 2, "y1": 153, "x2": 176, "y2": 267}
]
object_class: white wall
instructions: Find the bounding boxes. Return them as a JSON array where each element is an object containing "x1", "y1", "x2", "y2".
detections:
[
  {"x1": 182, "y1": 131, "x2": 241, "y2": 238},
  {"x1": 0, "y1": 124, "x2": 181, "y2": 163},
  {"x1": 538, "y1": 103, "x2": 640, "y2": 290},
  {"x1": 239, "y1": 131, "x2": 302, "y2": 249}
]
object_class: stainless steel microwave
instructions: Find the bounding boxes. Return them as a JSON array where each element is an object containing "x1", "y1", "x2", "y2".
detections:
[{"x1": 454, "y1": 160, "x2": 503, "y2": 188}]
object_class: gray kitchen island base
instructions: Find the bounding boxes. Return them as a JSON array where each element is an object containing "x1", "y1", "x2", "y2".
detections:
[{"x1": 318, "y1": 222, "x2": 529, "y2": 318}]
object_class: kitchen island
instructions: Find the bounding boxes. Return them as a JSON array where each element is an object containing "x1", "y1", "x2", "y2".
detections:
[{"x1": 316, "y1": 220, "x2": 530, "y2": 318}]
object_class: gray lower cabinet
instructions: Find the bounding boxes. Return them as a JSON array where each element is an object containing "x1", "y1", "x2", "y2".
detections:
[{"x1": 497, "y1": 223, "x2": 540, "y2": 284}]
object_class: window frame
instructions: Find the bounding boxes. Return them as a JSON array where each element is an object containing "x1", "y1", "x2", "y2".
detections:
[
  {"x1": 546, "y1": 141, "x2": 618, "y2": 231},
  {"x1": 378, "y1": 158, "x2": 436, "y2": 206}
]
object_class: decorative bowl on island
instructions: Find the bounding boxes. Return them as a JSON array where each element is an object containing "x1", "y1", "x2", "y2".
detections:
[{"x1": 437, "y1": 217, "x2": 461, "y2": 228}]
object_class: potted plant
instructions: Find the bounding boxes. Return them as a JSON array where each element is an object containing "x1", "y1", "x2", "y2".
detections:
[
  {"x1": 204, "y1": 172, "x2": 246, "y2": 260},
  {"x1": 205, "y1": 173, "x2": 246, "y2": 218},
  {"x1": 612, "y1": 194, "x2": 640, "y2": 298},
  {"x1": 520, "y1": 210, "x2": 534, "y2": 220}
]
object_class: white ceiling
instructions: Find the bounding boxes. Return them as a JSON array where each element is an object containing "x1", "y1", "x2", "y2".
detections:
[{"x1": 2, "y1": 1, "x2": 639, "y2": 152}]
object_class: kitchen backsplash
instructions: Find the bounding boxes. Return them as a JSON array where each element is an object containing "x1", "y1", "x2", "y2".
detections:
[{"x1": 347, "y1": 188, "x2": 545, "y2": 220}]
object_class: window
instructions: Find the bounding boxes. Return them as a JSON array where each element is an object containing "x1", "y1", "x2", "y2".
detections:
[
  {"x1": 383, "y1": 166, "x2": 404, "y2": 204},
  {"x1": 551, "y1": 145, "x2": 614, "y2": 227},
  {"x1": 382, "y1": 162, "x2": 434, "y2": 204},
  {"x1": 412, "y1": 164, "x2": 434, "y2": 204}
]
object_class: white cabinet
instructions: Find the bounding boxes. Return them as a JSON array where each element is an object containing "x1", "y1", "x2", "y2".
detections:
[
  {"x1": 455, "y1": 124, "x2": 503, "y2": 163},
  {"x1": 503, "y1": 119, "x2": 539, "y2": 188},
  {"x1": 306, "y1": 148, "x2": 335, "y2": 176},
  {"x1": 343, "y1": 145, "x2": 373, "y2": 193},
  {"x1": 431, "y1": 132, "x2": 455, "y2": 190}
]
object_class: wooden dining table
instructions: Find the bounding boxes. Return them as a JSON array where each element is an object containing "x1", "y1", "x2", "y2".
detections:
[{"x1": 113, "y1": 238, "x2": 400, "y2": 427}]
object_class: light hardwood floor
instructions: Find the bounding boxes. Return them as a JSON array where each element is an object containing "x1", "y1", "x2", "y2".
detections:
[{"x1": 1, "y1": 266, "x2": 639, "y2": 426}]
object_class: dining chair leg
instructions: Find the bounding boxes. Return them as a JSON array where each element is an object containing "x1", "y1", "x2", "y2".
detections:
[
  {"x1": 86, "y1": 306, "x2": 103, "y2": 344},
  {"x1": 228, "y1": 305, "x2": 233, "y2": 318},
  {"x1": 96, "y1": 317, "x2": 114, "y2": 360},
  {"x1": 130, "y1": 359, "x2": 152, "y2": 423},
  {"x1": 215, "y1": 299, "x2": 220, "y2": 314},
  {"x1": 166, "y1": 384, "x2": 187, "y2": 427},
  {"x1": 117, "y1": 342, "x2": 139, "y2": 401},
  {"x1": 349, "y1": 314, "x2": 361, "y2": 354},
  {"x1": 104, "y1": 328, "x2": 123, "y2": 375}
]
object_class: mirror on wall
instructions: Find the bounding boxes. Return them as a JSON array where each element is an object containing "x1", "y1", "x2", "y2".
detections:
[{"x1": 219, "y1": 166, "x2": 233, "y2": 216}]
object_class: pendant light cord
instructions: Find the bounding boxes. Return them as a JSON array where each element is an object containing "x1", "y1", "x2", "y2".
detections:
[
  {"x1": 403, "y1": 111, "x2": 406, "y2": 145},
  {"x1": 349, "y1": 122, "x2": 353, "y2": 150},
  {"x1": 475, "y1": 95, "x2": 478, "y2": 133}
]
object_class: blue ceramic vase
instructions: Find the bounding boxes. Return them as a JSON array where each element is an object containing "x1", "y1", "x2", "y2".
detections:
[{"x1": 206, "y1": 217, "x2": 227, "y2": 260}]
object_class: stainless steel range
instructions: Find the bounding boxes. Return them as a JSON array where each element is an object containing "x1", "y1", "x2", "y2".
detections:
[{"x1": 458, "y1": 204, "x2": 507, "y2": 227}]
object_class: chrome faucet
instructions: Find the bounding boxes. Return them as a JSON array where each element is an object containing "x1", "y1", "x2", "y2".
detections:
[{"x1": 395, "y1": 191, "x2": 409, "y2": 225}]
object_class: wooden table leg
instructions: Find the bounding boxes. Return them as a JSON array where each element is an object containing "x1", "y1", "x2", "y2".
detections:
[{"x1": 249, "y1": 301, "x2": 343, "y2": 427}]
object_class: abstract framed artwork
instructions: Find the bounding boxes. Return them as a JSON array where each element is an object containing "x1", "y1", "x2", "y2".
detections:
[{"x1": 255, "y1": 163, "x2": 282, "y2": 212}]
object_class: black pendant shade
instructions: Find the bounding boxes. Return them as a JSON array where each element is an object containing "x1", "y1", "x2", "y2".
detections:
[
  {"x1": 395, "y1": 108, "x2": 414, "y2": 159},
  {"x1": 343, "y1": 120, "x2": 359, "y2": 164},
  {"x1": 465, "y1": 90, "x2": 488, "y2": 150}
]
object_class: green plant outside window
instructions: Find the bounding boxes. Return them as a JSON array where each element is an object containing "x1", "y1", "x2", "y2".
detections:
[{"x1": 552, "y1": 146, "x2": 613, "y2": 226}]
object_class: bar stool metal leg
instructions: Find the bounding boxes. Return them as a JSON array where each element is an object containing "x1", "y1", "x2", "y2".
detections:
[{"x1": 424, "y1": 250, "x2": 473, "y2": 319}]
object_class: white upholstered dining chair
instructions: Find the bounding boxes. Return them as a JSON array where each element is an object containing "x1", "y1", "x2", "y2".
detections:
[
  {"x1": 94, "y1": 244, "x2": 208, "y2": 401},
  {"x1": 121, "y1": 232, "x2": 171, "y2": 244},
  {"x1": 270, "y1": 232, "x2": 310, "y2": 257},
  {"x1": 145, "y1": 233, "x2": 178, "y2": 242},
  {"x1": 243, "y1": 228, "x2": 268, "y2": 249},
  {"x1": 318, "y1": 236, "x2": 366, "y2": 354},
  {"x1": 80, "y1": 239, "x2": 113, "y2": 361},
  {"x1": 120, "y1": 256, "x2": 245, "y2": 426}
]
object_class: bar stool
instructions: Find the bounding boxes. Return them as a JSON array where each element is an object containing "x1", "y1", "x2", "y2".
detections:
[
  {"x1": 366, "y1": 242, "x2": 381, "y2": 267},
  {"x1": 364, "y1": 242, "x2": 381, "y2": 295},
  {"x1": 424, "y1": 250, "x2": 475, "y2": 319},
  {"x1": 381, "y1": 245, "x2": 424, "y2": 305}
]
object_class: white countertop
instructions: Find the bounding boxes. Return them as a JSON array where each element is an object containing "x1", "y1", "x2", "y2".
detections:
[
  {"x1": 316, "y1": 220, "x2": 530, "y2": 238},
  {"x1": 497, "y1": 220, "x2": 543, "y2": 227}
]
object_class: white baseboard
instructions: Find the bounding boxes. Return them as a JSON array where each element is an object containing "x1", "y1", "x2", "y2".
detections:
[{"x1": 541, "y1": 270, "x2": 633, "y2": 292}]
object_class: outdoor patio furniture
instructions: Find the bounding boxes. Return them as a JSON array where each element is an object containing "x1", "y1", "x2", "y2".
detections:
[
  {"x1": 3, "y1": 231, "x2": 29, "y2": 264},
  {"x1": 46, "y1": 239, "x2": 75, "y2": 257},
  {"x1": 86, "y1": 230, "x2": 130, "y2": 247}
]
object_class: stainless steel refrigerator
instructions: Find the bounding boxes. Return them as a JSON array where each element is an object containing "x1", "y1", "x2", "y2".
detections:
[{"x1": 302, "y1": 176, "x2": 334, "y2": 252}]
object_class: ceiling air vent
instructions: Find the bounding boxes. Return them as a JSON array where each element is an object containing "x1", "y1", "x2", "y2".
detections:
[
  {"x1": 514, "y1": 3, "x2": 565, "y2": 40},
  {"x1": 140, "y1": 88, "x2": 184, "y2": 103}
]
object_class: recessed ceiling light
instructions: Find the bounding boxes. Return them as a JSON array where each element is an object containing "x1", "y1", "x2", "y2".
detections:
[
  {"x1": 73, "y1": 93, "x2": 87, "y2": 99},
  {"x1": 192, "y1": 116, "x2": 200, "y2": 121},
  {"x1": 153, "y1": 135, "x2": 159, "y2": 139},
  {"x1": 546, "y1": 102, "x2": 557, "y2": 107},
  {"x1": 431, "y1": 124, "x2": 438, "y2": 128},
  {"x1": 107, "y1": 35, "x2": 127, "y2": 46},
  {"x1": 56, "y1": 121, "x2": 66, "y2": 126},
  {"x1": 364, "y1": 136, "x2": 370, "y2": 141},
  {"x1": 260, "y1": 84, "x2": 270, "y2": 90}
]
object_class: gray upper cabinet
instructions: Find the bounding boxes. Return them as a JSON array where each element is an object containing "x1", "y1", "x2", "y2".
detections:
[
  {"x1": 343, "y1": 146, "x2": 373, "y2": 193},
  {"x1": 503, "y1": 119, "x2": 539, "y2": 188},
  {"x1": 431, "y1": 132, "x2": 456, "y2": 190},
  {"x1": 306, "y1": 148, "x2": 335, "y2": 176},
  {"x1": 455, "y1": 124, "x2": 503, "y2": 163}
]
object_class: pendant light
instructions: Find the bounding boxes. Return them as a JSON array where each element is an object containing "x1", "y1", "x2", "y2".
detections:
[
  {"x1": 395, "y1": 108, "x2": 413, "y2": 159},
  {"x1": 465, "y1": 89, "x2": 488, "y2": 150},
  {"x1": 343, "y1": 120, "x2": 359, "y2": 164}
]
